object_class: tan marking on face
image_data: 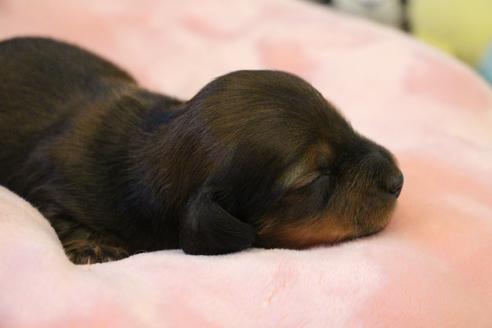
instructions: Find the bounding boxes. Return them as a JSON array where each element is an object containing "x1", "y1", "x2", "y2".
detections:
[
  {"x1": 256, "y1": 215, "x2": 356, "y2": 249},
  {"x1": 280, "y1": 143, "x2": 332, "y2": 190},
  {"x1": 256, "y1": 201, "x2": 396, "y2": 249}
]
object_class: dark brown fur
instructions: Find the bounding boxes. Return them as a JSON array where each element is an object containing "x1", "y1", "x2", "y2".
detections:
[{"x1": 0, "y1": 37, "x2": 403, "y2": 263}]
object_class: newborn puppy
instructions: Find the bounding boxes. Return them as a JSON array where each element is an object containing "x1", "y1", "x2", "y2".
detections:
[{"x1": 0, "y1": 37, "x2": 403, "y2": 263}]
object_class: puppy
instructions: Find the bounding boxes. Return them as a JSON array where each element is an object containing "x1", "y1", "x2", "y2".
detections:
[{"x1": 0, "y1": 37, "x2": 403, "y2": 263}]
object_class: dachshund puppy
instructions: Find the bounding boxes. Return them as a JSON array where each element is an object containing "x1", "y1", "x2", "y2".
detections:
[{"x1": 0, "y1": 37, "x2": 403, "y2": 264}]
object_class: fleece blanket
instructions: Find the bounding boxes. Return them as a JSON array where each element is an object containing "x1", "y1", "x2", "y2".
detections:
[{"x1": 1, "y1": 0, "x2": 492, "y2": 327}]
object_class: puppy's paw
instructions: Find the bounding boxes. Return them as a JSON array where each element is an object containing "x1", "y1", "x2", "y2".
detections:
[{"x1": 64, "y1": 240, "x2": 129, "y2": 264}]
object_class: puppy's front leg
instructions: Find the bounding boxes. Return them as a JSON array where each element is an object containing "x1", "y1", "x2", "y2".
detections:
[
  {"x1": 63, "y1": 236, "x2": 129, "y2": 264},
  {"x1": 51, "y1": 216, "x2": 129, "y2": 264}
]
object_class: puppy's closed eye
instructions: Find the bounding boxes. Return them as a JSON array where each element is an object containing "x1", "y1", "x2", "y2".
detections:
[{"x1": 289, "y1": 172, "x2": 322, "y2": 191}]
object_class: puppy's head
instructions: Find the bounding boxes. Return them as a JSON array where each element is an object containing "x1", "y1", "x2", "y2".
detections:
[{"x1": 174, "y1": 70, "x2": 403, "y2": 254}]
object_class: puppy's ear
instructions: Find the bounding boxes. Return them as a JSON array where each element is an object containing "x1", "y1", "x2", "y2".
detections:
[{"x1": 180, "y1": 188, "x2": 256, "y2": 255}]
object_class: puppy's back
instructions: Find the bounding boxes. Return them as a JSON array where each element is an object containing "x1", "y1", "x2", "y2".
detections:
[{"x1": 0, "y1": 37, "x2": 136, "y2": 181}]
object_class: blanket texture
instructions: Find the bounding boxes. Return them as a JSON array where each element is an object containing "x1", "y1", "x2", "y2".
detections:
[{"x1": 1, "y1": 0, "x2": 492, "y2": 327}]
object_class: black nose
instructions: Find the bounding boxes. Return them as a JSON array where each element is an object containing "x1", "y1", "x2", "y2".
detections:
[{"x1": 384, "y1": 172, "x2": 404, "y2": 198}]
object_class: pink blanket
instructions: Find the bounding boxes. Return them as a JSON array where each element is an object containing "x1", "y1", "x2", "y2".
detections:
[{"x1": 1, "y1": 0, "x2": 492, "y2": 327}]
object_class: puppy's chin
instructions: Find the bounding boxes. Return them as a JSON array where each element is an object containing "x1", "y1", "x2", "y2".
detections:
[
  {"x1": 255, "y1": 219, "x2": 353, "y2": 249},
  {"x1": 255, "y1": 201, "x2": 396, "y2": 249},
  {"x1": 355, "y1": 202, "x2": 396, "y2": 238}
]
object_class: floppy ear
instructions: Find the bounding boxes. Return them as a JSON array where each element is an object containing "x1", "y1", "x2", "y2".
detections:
[{"x1": 180, "y1": 188, "x2": 256, "y2": 255}]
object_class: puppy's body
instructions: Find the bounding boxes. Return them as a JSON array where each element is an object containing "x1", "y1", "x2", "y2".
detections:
[
  {"x1": 0, "y1": 37, "x2": 403, "y2": 263},
  {"x1": 0, "y1": 37, "x2": 184, "y2": 259}
]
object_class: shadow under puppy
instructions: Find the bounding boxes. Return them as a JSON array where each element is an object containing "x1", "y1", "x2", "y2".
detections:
[{"x1": 0, "y1": 37, "x2": 403, "y2": 264}]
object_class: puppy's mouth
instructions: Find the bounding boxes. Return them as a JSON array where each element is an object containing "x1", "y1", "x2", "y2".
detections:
[
  {"x1": 255, "y1": 185, "x2": 401, "y2": 250},
  {"x1": 353, "y1": 200, "x2": 397, "y2": 238},
  {"x1": 352, "y1": 167, "x2": 404, "y2": 237},
  {"x1": 255, "y1": 203, "x2": 397, "y2": 249}
]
